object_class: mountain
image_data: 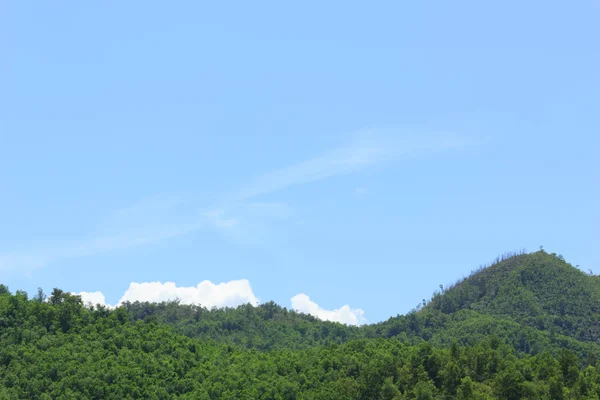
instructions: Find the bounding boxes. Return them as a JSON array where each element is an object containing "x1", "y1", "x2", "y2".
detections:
[
  {"x1": 427, "y1": 251, "x2": 600, "y2": 342},
  {"x1": 364, "y1": 251, "x2": 600, "y2": 359},
  {"x1": 2, "y1": 251, "x2": 600, "y2": 399}
]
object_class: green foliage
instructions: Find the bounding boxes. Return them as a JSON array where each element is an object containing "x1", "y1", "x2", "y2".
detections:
[{"x1": 121, "y1": 300, "x2": 362, "y2": 350}]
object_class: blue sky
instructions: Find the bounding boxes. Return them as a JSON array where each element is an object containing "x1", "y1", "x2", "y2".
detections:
[{"x1": 1, "y1": 1, "x2": 599, "y2": 323}]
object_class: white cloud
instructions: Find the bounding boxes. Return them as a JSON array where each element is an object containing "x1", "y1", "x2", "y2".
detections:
[
  {"x1": 117, "y1": 279, "x2": 258, "y2": 308},
  {"x1": 291, "y1": 293, "x2": 367, "y2": 326},
  {"x1": 74, "y1": 291, "x2": 108, "y2": 307},
  {"x1": 69, "y1": 281, "x2": 367, "y2": 326},
  {"x1": 74, "y1": 279, "x2": 259, "y2": 309}
]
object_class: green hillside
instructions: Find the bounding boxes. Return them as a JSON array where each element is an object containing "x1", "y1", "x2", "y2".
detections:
[
  {"x1": 121, "y1": 299, "x2": 363, "y2": 350},
  {"x1": 427, "y1": 251, "x2": 600, "y2": 342},
  {"x1": 2, "y1": 251, "x2": 600, "y2": 399}
]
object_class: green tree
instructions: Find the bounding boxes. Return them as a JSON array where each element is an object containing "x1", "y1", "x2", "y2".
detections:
[
  {"x1": 412, "y1": 380, "x2": 436, "y2": 400},
  {"x1": 441, "y1": 360, "x2": 462, "y2": 395},
  {"x1": 548, "y1": 376, "x2": 565, "y2": 400},
  {"x1": 381, "y1": 377, "x2": 401, "y2": 400},
  {"x1": 456, "y1": 376, "x2": 474, "y2": 400},
  {"x1": 495, "y1": 368, "x2": 523, "y2": 400}
]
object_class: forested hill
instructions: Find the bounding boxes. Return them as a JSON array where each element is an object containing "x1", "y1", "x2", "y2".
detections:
[
  {"x1": 426, "y1": 251, "x2": 600, "y2": 342},
  {"x1": 2, "y1": 251, "x2": 600, "y2": 399}
]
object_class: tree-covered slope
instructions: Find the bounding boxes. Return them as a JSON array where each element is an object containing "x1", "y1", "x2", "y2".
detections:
[
  {"x1": 426, "y1": 251, "x2": 600, "y2": 342},
  {"x1": 120, "y1": 299, "x2": 363, "y2": 350}
]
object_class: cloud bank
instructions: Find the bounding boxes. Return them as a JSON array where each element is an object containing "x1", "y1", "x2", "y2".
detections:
[
  {"x1": 117, "y1": 279, "x2": 258, "y2": 308},
  {"x1": 71, "y1": 279, "x2": 366, "y2": 325}
]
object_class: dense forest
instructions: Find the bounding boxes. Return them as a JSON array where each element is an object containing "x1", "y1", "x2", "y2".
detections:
[{"x1": 1, "y1": 250, "x2": 600, "y2": 399}]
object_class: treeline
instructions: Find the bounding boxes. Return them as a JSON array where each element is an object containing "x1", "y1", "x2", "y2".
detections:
[
  {"x1": 121, "y1": 299, "x2": 362, "y2": 350},
  {"x1": 1, "y1": 282, "x2": 600, "y2": 398},
  {"x1": 1, "y1": 287, "x2": 600, "y2": 399}
]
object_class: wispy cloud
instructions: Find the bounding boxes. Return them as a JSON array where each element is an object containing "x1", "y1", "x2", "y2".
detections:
[
  {"x1": 236, "y1": 131, "x2": 467, "y2": 200},
  {"x1": 203, "y1": 209, "x2": 239, "y2": 230},
  {"x1": 244, "y1": 202, "x2": 293, "y2": 220},
  {"x1": 0, "y1": 254, "x2": 50, "y2": 274},
  {"x1": 236, "y1": 132, "x2": 388, "y2": 200},
  {"x1": 0, "y1": 130, "x2": 469, "y2": 273},
  {"x1": 354, "y1": 187, "x2": 370, "y2": 196},
  {"x1": 0, "y1": 222, "x2": 204, "y2": 273}
]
